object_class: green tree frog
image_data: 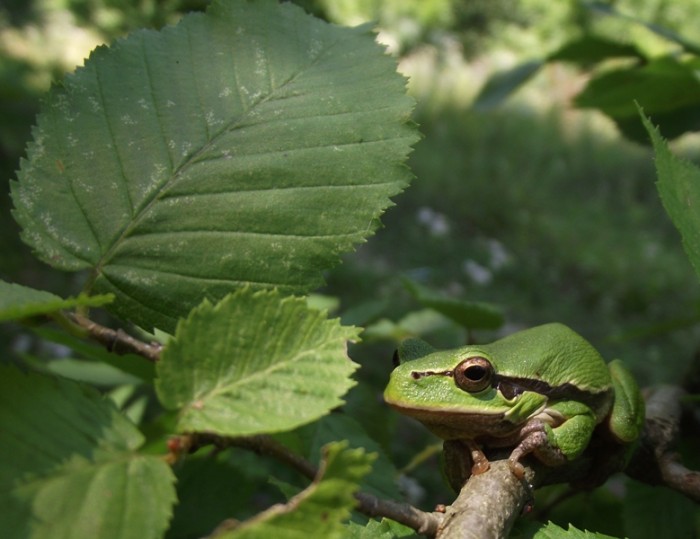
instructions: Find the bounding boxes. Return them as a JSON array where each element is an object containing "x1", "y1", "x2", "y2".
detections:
[{"x1": 384, "y1": 323, "x2": 644, "y2": 486}]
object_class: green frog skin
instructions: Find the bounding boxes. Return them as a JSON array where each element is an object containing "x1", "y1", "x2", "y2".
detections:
[{"x1": 384, "y1": 323, "x2": 644, "y2": 484}]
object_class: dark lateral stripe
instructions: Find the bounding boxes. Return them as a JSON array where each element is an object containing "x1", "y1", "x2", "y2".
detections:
[{"x1": 494, "y1": 374, "x2": 611, "y2": 409}]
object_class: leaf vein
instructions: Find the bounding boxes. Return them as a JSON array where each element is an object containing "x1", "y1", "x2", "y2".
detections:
[
  {"x1": 102, "y1": 264, "x2": 294, "y2": 290},
  {"x1": 160, "y1": 180, "x2": 399, "y2": 199},
  {"x1": 123, "y1": 229, "x2": 363, "y2": 241}
]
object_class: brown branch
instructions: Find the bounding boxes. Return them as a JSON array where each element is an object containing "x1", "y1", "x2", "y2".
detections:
[
  {"x1": 165, "y1": 384, "x2": 699, "y2": 537},
  {"x1": 437, "y1": 459, "x2": 535, "y2": 539},
  {"x1": 626, "y1": 385, "x2": 700, "y2": 503},
  {"x1": 355, "y1": 492, "x2": 443, "y2": 537},
  {"x1": 66, "y1": 313, "x2": 162, "y2": 362}
]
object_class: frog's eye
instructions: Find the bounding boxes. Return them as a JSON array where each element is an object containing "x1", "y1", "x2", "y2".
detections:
[{"x1": 454, "y1": 356, "x2": 493, "y2": 393}]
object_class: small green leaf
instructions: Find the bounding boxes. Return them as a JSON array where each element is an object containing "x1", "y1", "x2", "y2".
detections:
[
  {"x1": 303, "y1": 414, "x2": 401, "y2": 499},
  {"x1": 403, "y1": 279, "x2": 504, "y2": 330},
  {"x1": 344, "y1": 519, "x2": 409, "y2": 538},
  {"x1": 641, "y1": 110, "x2": 700, "y2": 282},
  {"x1": 347, "y1": 519, "x2": 420, "y2": 538},
  {"x1": 0, "y1": 367, "x2": 176, "y2": 539},
  {"x1": 12, "y1": 0, "x2": 418, "y2": 332},
  {"x1": 0, "y1": 279, "x2": 113, "y2": 322},
  {"x1": 472, "y1": 60, "x2": 543, "y2": 111},
  {"x1": 548, "y1": 35, "x2": 644, "y2": 66},
  {"x1": 214, "y1": 441, "x2": 374, "y2": 539},
  {"x1": 156, "y1": 288, "x2": 359, "y2": 436},
  {"x1": 533, "y1": 521, "x2": 618, "y2": 538}
]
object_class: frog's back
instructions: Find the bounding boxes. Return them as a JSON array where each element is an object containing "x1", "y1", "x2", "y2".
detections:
[{"x1": 483, "y1": 323, "x2": 611, "y2": 392}]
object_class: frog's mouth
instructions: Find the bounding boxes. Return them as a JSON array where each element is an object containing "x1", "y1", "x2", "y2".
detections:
[{"x1": 385, "y1": 402, "x2": 520, "y2": 440}]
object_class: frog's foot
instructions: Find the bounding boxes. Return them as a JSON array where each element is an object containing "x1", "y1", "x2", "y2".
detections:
[
  {"x1": 507, "y1": 458, "x2": 526, "y2": 480},
  {"x1": 507, "y1": 422, "x2": 567, "y2": 477},
  {"x1": 465, "y1": 439, "x2": 490, "y2": 475}
]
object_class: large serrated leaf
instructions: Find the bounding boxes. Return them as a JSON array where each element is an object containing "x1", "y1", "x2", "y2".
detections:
[
  {"x1": 156, "y1": 288, "x2": 359, "y2": 436},
  {"x1": 214, "y1": 441, "x2": 374, "y2": 539},
  {"x1": 0, "y1": 279, "x2": 113, "y2": 322},
  {"x1": 0, "y1": 367, "x2": 176, "y2": 539},
  {"x1": 11, "y1": 0, "x2": 418, "y2": 332}
]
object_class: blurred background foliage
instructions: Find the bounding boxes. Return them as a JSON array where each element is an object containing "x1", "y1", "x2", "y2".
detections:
[
  {"x1": 3, "y1": 0, "x2": 700, "y2": 528},
  {"x1": 5, "y1": 0, "x2": 700, "y2": 406}
]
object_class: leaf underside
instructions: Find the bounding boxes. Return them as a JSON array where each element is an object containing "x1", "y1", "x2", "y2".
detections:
[{"x1": 11, "y1": 0, "x2": 418, "y2": 332}]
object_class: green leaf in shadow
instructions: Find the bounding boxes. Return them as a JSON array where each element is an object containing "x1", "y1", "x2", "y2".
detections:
[
  {"x1": 472, "y1": 60, "x2": 543, "y2": 112},
  {"x1": 0, "y1": 279, "x2": 113, "y2": 322},
  {"x1": 548, "y1": 35, "x2": 644, "y2": 66},
  {"x1": 0, "y1": 367, "x2": 176, "y2": 539},
  {"x1": 577, "y1": 57, "x2": 700, "y2": 143},
  {"x1": 212, "y1": 441, "x2": 374, "y2": 539}
]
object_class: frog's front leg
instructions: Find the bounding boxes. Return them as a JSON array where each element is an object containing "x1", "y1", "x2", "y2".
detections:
[{"x1": 508, "y1": 405, "x2": 598, "y2": 478}]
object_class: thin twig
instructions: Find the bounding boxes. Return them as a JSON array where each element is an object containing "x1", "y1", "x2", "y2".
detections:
[
  {"x1": 627, "y1": 385, "x2": 700, "y2": 503},
  {"x1": 66, "y1": 313, "x2": 162, "y2": 362},
  {"x1": 355, "y1": 492, "x2": 443, "y2": 536}
]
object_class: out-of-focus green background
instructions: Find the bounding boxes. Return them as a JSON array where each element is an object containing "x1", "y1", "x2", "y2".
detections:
[
  {"x1": 4, "y1": 1, "x2": 700, "y2": 531},
  {"x1": 5, "y1": 0, "x2": 699, "y2": 385}
]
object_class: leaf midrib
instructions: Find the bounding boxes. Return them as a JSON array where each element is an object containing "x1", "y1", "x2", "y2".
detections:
[
  {"x1": 189, "y1": 335, "x2": 349, "y2": 408},
  {"x1": 86, "y1": 29, "x2": 344, "y2": 294}
]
